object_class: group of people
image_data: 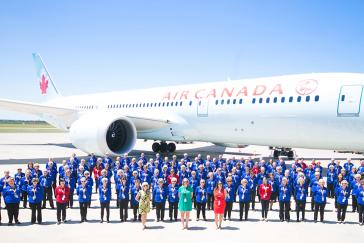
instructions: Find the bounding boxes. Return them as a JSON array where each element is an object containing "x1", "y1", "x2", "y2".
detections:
[{"x1": 0, "y1": 152, "x2": 364, "y2": 229}]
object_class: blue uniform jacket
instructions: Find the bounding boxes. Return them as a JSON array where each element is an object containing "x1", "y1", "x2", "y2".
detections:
[
  {"x1": 20, "y1": 177, "x2": 32, "y2": 192},
  {"x1": 131, "y1": 185, "x2": 141, "y2": 206},
  {"x1": 153, "y1": 186, "x2": 167, "y2": 203},
  {"x1": 335, "y1": 186, "x2": 350, "y2": 205},
  {"x1": 99, "y1": 186, "x2": 112, "y2": 202},
  {"x1": 168, "y1": 184, "x2": 179, "y2": 203},
  {"x1": 278, "y1": 185, "x2": 291, "y2": 202},
  {"x1": 295, "y1": 185, "x2": 307, "y2": 201},
  {"x1": 116, "y1": 183, "x2": 130, "y2": 200},
  {"x1": 76, "y1": 185, "x2": 92, "y2": 203},
  {"x1": 195, "y1": 186, "x2": 207, "y2": 203},
  {"x1": 27, "y1": 185, "x2": 44, "y2": 204},
  {"x1": 356, "y1": 187, "x2": 364, "y2": 205},
  {"x1": 3, "y1": 185, "x2": 21, "y2": 203},
  {"x1": 206, "y1": 179, "x2": 215, "y2": 195},
  {"x1": 237, "y1": 185, "x2": 250, "y2": 202},
  {"x1": 40, "y1": 175, "x2": 53, "y2": 188},
  {"x1": 312, "y1": 186, "x2": 328, "y2": 204},
  {"x1": 224, "y1": 184, "x2": 235, "y2": 202}
]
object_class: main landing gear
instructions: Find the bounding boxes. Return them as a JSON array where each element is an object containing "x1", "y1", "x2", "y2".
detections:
[
  {"x1": 271, "y1": 147, "x2": 295, "y2": 160},
  {"x1": 152, "y1": 141, "x2": 176, "y2": 153}
]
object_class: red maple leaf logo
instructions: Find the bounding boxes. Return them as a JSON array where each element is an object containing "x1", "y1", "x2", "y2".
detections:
[
  {"x1": 40, "y1": 74, "x2": 48, "y2": 94},
  {"x1": 295, "y1": 79, "x2": 318, "y2": 95}
]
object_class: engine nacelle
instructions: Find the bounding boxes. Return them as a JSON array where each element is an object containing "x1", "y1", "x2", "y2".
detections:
[{"x1": 69, "y1": 114, "x2": 137, "y2": 156}]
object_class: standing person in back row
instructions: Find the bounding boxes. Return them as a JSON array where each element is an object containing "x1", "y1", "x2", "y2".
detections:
[
  {"x1": 55, "y1": 178, "x2": 70, "y2": 225},
  {"x1": 259, "y1": 177, "x2": 272, "y2": 221}
]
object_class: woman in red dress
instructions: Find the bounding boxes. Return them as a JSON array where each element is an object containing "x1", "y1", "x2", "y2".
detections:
[{"x1": 213, "y1": 181, "x2": 227, "y2": 229}]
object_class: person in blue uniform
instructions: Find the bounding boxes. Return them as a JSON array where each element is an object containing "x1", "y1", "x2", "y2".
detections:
[
  {"x1": 153, "y1": 178, "x2": 167, "y2": 221},
  {"x1": 14, "y1": 168, "x2": 24, "y2": 189},
  {"x1": 195, "y1": 179, "x2": 207, "y2": 221},
  {"x1": 326, "y1": 165, "x2": 337, "y2": 198},
  {"x1": 99, "y1": 178, "x2": 111, "y2": 223},
  {"x1": 355, "y1": 179, "x2": 364, "y2": 225},
  {"x1": 63, "y1": 170, "x2": 76, "y2": 208},
  {"x1": 40, "y1": 170, "x2": 54, "y2": 209},
  {"x1": 76, "y1": 177, "x2": 92, "y2": 222},
  {"x1": 224, "y1": 176, "x2": 235, "y2": 220},
  {"x1": 278, "y1": 177, "x2": 291, "y2": 222},
  {"x1": 295, "y1": 177, "x2": 307, "y2": 222},
  {"x1": 27, "y1": 178, "x2": 44, "y2": 224},
  {"x1": 116, "y1": 177, "x2": 129, "y2": 222},
  {"x1": 336, "y1": 180, "x2": 350, "y2": 223},
  {"x1": 206, "y1": 172, "x2": 215, "y2": 210},
  {"x1": 312, "y1": 179, "x2": 328, "y2": 223},
  {"x1": 131, "y1": 179, "x2": 141, "y2": 221},
  {"x1": 168, "y1": 177, "x2": 179, "y2": 221},
  {"x1": 20, "y1": 170, "x2": 32, "y2": 208},
  {"x1": 248, "y1": 172, "x2": 257, "y2": 210},
  {"x1": 237, "y1": 178, "x2": 250, "y2": 221},
  {"x1": 3, "y1": 177, "x2": 21, "y2": 225},
  {"x1": 351, "y1": 174, "x2": 361, "y2": 213}
]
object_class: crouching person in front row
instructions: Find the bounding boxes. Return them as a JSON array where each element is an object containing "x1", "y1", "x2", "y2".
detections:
[{"x1": 28, "y1": 178, "x2": 44, "y2": 224}]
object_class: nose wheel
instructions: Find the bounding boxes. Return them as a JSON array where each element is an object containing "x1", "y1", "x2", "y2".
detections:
[{"x1": 152, "y1": 142, "x2": 176, "y2": 153}]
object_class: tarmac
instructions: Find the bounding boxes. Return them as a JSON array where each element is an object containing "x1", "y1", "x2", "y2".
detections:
[{"x1": 0, "y1": 133, "x2": 363, "y2": 243}]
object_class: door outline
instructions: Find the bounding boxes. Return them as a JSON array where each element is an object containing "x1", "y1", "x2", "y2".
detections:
[
  {"x1": 337, "y1": 84, "x2": 363, "y2": 117},
  {"x1": 197, "y1": 99, "x2": 209, "y2": 117}
]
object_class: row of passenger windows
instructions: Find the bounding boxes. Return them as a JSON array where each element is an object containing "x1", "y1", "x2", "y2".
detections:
[
  {"x1": 107, "y1": 95, "x2": 320, "y2": 109},
  {"x1": 76, "y1": 105, "x2": 95, "y2": 109}
]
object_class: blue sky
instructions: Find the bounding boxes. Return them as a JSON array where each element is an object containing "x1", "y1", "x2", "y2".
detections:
[{"x1": 0, "y1": 0, "x2": 364, "y2": 119}]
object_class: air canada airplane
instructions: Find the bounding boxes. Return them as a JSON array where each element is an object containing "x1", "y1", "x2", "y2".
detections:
[{"x1": 0, "y1": 53, "x2": 364, "y2": 157}]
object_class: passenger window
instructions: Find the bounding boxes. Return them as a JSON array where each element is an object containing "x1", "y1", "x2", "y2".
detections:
[
  {"x1": 233, "y1": 99, "x2": 236, "y2": 104},
  {"x1": 180, "y1": 101, "x2": 182, "y2": 106},
  {"x1": 259, "y1": 98, "x2": 263, "y2": 104},
  {"x1": 315, "y1": 95, "x2": 319, "y2": 102},
  {"x1": 281, "y1": 97, "x2": 285, "y2": 103},
  {"x1": 227, "y1": 99, "x2": 230, "y2": 105},
  {"x1": 175, "y1": 101, "x2": 178, "y2": 106},
  {"x1": 215, "y1": 100, "x2": 218, "y2": 105},
  {"x1": 252, "y1": 98, "x2": 256, "y2": 104},
  {"x1": 273, "y1": 97, "x2": 277, "y2": 103},
  {"x1": 289, "y1": 96, "x2": 293, "y2": 102},
  {"x1": 221, "y1": 100, "x2": 224, "y2": 105},
  {"x1": 306, "y1": 96, "x2": 310, "y2": 102},
  {"x1": 266, "y1": 97, "x2": 270, "y2": 103},
  {"x1": 171, "y1": 102, "x2": 174, "y2": 107},
  {"x1": 167, "y1": 102, "x2": 169, "y2": 107},
  {"x1": 297, "y1": 96, "x2": 301, "y2": 102},
  {"x1": 189, "y1": 101, "x2": 192, "y2": 106},
  {"x1": 239, "y1": 99, "x2": 243, "y2": 104},
  {"x1": 162, "y1": 102, "x2": 165, "y2": 107},
  {"x1": 341, "y1": 95, "x2": 345, "y2": 102},
  {"x1": 159, "y1": 102, "x2": 161, "y2": 107}
]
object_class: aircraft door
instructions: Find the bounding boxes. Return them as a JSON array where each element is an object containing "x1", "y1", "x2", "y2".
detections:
[
  {"x1": 337, "y1": 85, "x2": 363, "y2": 117},
  {"x1": 197, "y1": 99, "x2": 209, "y2": 117}
]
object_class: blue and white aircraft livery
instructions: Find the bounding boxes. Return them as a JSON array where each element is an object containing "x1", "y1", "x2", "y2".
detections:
[{"x1": 0, "y1": 53, "x2": 363, "y2": 156}]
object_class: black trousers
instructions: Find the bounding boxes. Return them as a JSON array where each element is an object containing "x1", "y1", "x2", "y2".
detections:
[
  {"x1": 337, "y1": 204, "x2": 347, "y2": 221},
  {"x1": 29, "y1": 203, "x2": 42, "y2": 223},
  {"x1": 239, "y1": 202, "x2": 249, "y2": 220},
  {"x1": 250, "y1": 189, "x2": 256, "y2": 209},
  {"x1": 6, "y1": 203, "x2": 19, "y2": 223},
  {"x1": 119, "y1": 199, "x2": 129, "y2": 220},
  {"x1": 224, "y1": 201, "x2": 233, "y2": 219},
  {"x1": 100, "y1": 202, "x2": 110, "y2": 221},
  {"x1": 42, "y1": 187, "x2": 54, "y2": 208},
  {"x1": 68, "y1": 188, "x2": 74, "y2": 207},
  {"x1": 155, "y1": 201, "x2": 166, "y2": 220},
  {"x1": 22, "y1": 192, "x2": 28, "y2": 208},
  {"x1": 314, "y1": 202, "x2": 325, "y2": 221},
  {"x1": 56, "y1": 202, "x2": 67, "y2": 222},
  {"x1": 261, "y1": 199, "x2": 269, "y2": 218},
  {"x1": 295, "y1": 200, "x2": 306, "y2": 220},
  {"x1": 279, "y1": 201, "x2": 290, "y2": 220},
  {"x1": 79, "y1": 202, "x2": 88, "y2": 221},
  {"x1": 358, "y1": 204, "x2": 364, "y2": 224},
  {"x1": 169, "y1": 201, "x2": 178, "y2": 220},
  {"x1": 327, "y1": 183, "x2": 334, "y2": 198},
  {"x1": 352, "y1": 196, "x2": 358, "y2": 212},
  {"x1": 207, "y1": 193, "x2": 214, "y2": 210},
  {"x1": 196, "y1": 202, "x2": 206, "y2": 219},
  {"x1": 132, "y1": 203, "x2": 141, "y2": 220}
]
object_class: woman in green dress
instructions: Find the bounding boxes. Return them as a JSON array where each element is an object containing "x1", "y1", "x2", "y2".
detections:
[
  {"x1": 136, "y1": 182, "x2": 151, "y2": 230},
  {"x1": 178, "y1": 178, "x2": 193, "y2": 229}
]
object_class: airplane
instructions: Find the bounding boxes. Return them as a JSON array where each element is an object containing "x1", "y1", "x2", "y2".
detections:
[{"x1": 1, "y1": 53, "x2": 364, "y2": 158}]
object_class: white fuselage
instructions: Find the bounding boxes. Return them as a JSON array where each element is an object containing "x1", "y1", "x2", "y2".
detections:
[{"x1": 44, "y1": 73, "x2": 364, "y2": 152}]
